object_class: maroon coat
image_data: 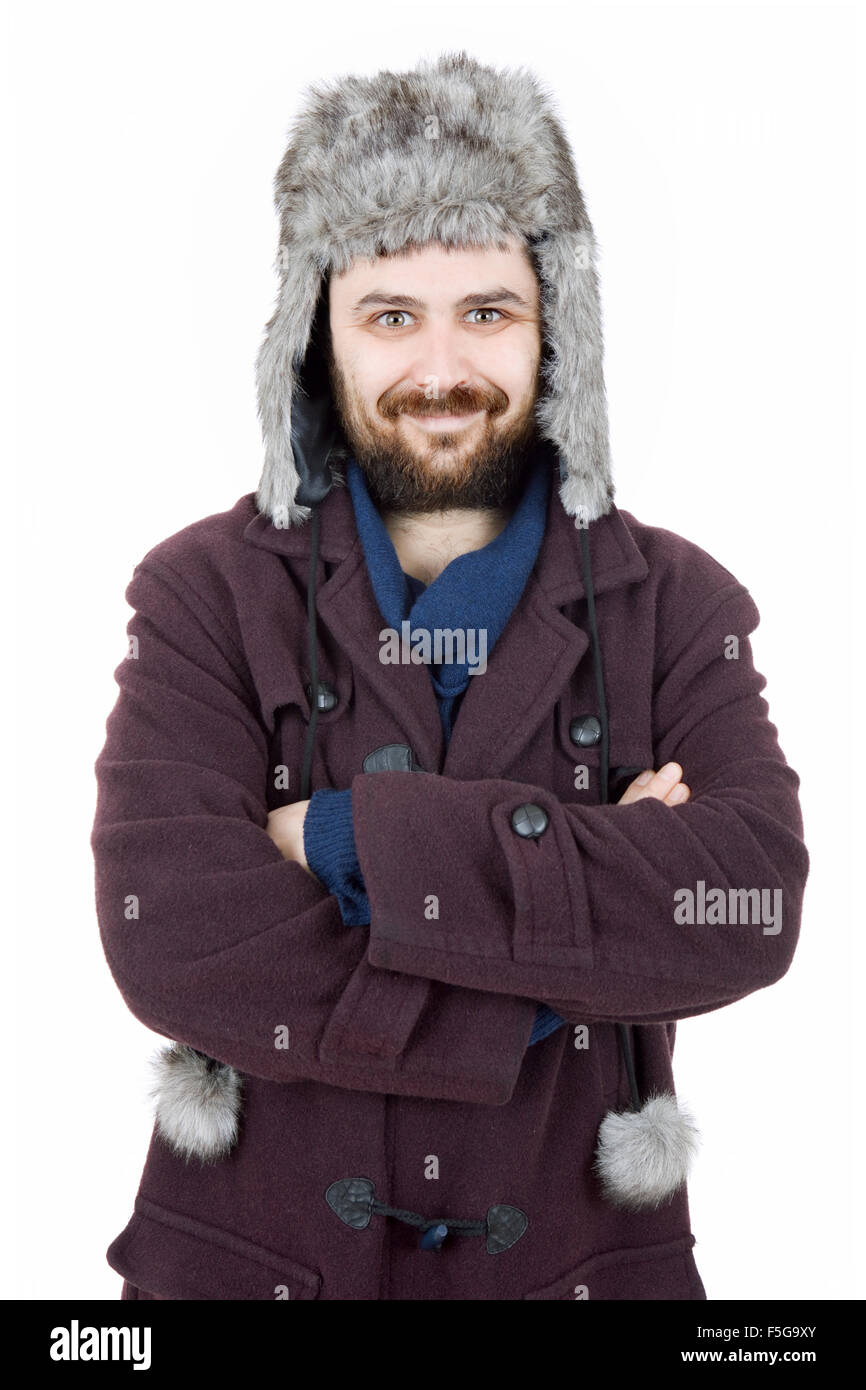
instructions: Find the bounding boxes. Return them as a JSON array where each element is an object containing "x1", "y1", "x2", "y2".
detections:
[{"x1": 92, "y1": 475, "x2": 808, "y2": 1299}]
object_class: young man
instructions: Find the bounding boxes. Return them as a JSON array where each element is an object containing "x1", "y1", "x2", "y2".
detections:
[{"x1": 92, "y1": 51, "x2": 808, "y2": 1301}]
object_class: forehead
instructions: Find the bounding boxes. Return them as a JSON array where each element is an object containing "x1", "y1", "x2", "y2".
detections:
[{"x1": 329, "y1": 237, "x2": 538, "y2": 307}]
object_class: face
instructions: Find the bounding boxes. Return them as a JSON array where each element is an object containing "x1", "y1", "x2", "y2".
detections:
[{"x1": 326, "y1": 237, "x2": 543, "y2": 512}]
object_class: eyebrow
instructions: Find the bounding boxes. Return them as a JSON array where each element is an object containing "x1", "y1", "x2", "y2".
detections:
[{"x1": 349, "y1": 287, "x2": 531, "y2": 315}]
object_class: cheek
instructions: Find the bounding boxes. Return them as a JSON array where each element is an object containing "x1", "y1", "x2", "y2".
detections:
[
  {"x1": 342, "y1": 367, "x2": 391, "y2": 412},
  {"x1": 345, "y1": 351, "x2": 411, "y2": 404},
  {"x1": 478, "y1": 328, "x2": 539, "y2": 380},
  {"x1": 483, "y1": 346, "x2": 539, "y2": 407}
]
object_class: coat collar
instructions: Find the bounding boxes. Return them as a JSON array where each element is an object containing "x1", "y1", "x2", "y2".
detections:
[{"x1": 241, "y1": 465, "x2": 648, "y2": 779}]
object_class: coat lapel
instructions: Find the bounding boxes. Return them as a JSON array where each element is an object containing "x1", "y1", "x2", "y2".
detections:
[
  {"x1": 244, "y1": 484, "x2": 446, "y2": 773},
  {"x1": 316, "y1": 539, "x2": 447, "y2": 775}
]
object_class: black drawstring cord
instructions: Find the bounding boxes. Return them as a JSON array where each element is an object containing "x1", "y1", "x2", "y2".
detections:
[
  {"x1": 579, "y1": 526, "x2": 609, "y2": 808},
  {"x1": 371, "y1": 1200, "x2": 486, "y2": 1238},
  {"x1": 300, "y1": 503, "x2": 322, "y2": 801},
  {"x1": 617, "y1": 1023, "x2": 641, "y2": 1113},
  {"x1": 579, "y1": 525, "x2": 642, "y2": 1115}
]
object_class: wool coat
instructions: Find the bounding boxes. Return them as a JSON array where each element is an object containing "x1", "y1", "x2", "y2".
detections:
[{"x1": 91, "y1": 464, "x2": 809, "y2": 1300}]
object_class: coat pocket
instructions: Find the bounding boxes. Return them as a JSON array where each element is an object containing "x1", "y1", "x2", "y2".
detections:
[
  {"x1": 523, "y1": 1233, "x2": 706, "y2": 1300},
  {"x1": 107, "y1": 1196, "x2": 322, "y2": 1300}
]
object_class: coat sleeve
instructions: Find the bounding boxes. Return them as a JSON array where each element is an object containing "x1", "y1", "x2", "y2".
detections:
[
  {"x1": 91, "y1": 555, "x2": 537, "y2": 1105},
  {"x1": 301, "y1": 786, "x2": 568, "y2": 1045},
  {"x1": 354, "y1": 578, "x2": 810, "y2": 1023}
]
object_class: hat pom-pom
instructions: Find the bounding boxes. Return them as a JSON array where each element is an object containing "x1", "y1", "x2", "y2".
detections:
[
  {"x1": 593, "y1": 1092, "x2": 700, "y2": 1210},
  {"x1": 149, "y1": 1043, "x2": 243, "y2": 1164}
]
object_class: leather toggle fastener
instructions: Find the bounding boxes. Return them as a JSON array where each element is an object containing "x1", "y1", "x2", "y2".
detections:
[
  {"x1": 362, "y1": 743, "x2": 424, "y2": 773},
  {"x1": 324, "y1": 1177, "x2": 528, "y2": 1255}
]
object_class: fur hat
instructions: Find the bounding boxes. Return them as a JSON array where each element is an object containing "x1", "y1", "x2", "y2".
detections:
[{"x1": 254, "y1": 49, "x2": 615, "y2": 529}]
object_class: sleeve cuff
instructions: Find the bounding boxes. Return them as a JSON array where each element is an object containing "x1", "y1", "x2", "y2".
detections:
[
  {"x1": 303, "y1": 788, "x2": 371, "y2": 926},
  {"x1": 527, "y1": 1003, "x2": 566, "y2": 1046}
]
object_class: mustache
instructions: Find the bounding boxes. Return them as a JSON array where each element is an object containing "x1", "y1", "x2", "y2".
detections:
[{"x1": 378, "y1": 382, "x2": 509, "y2": 419}]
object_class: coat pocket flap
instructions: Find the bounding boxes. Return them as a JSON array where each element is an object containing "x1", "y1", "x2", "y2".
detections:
[
  {"x1": 524, "y1": 1233, "x2": 704, "y2": 1300},
  {"x1": 107, "y1": 1197, "x2": 322, "y2": 1300}
]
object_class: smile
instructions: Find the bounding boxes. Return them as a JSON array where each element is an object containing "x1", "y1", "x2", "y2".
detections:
[{"x1": 403, "y1": 410, "x2": 485, "y2": 431}]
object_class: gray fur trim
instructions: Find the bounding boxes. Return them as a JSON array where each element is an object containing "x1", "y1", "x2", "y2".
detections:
[
  {"x1": 149, "y1": 1043, "x2": 243, "y2": 1164},
  {"x1": 255, "y1": 50, "x2": 614, "y2": 528},
  {"x1": 593, "y1": 1092, "x2": 701, "y2": 1210}
]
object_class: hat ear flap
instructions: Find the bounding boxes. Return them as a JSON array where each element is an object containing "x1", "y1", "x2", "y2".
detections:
[
  {"x1": 532, "y1": 229, "x2": 614, "y2": 524},
  {"x1": 255, "y1": 250, "x2": 324, "y2": 528}
]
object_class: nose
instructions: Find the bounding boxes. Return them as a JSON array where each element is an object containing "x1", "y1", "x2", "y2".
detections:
[{"x1": 406, "y1": 321, "x2": 478, "y2": 403}]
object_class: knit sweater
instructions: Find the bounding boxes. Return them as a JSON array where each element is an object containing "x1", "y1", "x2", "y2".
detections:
[{"x1": 302, "y1": 453, "x2": 566, "y2": 1046}]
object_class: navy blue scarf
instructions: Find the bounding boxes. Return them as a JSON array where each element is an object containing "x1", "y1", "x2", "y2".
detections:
[{"x1": 345, "y1": 453, "x2": 550, "y2": 742}]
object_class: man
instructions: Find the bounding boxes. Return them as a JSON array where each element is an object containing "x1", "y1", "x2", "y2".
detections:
[{"x1": 92, "y1": 51, "x2": 808, "y2": 1302}]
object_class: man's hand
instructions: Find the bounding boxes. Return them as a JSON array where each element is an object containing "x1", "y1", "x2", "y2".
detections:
[
  {"x1": 265, "y1": 799, "x2": 315, "y2": 875},
  {"x1": 617, "y1": 762, "x2": 690, "y2": 806}
]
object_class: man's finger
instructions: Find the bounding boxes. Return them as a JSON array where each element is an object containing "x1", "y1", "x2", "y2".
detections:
[{"x1": 617, "y1": 762, "x2": 687, "y2": 805}]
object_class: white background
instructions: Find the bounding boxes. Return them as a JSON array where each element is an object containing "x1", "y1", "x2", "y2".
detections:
[{"x1": 5, "y1": 0, "x2": 863, "y2": 1302}]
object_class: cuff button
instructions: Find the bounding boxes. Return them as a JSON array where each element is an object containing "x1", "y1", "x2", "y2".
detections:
[{"x1": 511, "y1": 803, "x2": 549, "y2": 838}]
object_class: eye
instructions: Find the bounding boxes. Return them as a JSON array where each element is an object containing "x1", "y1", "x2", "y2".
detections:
[
  {"x1": 465, "y1": 307, "x2": 503, "y2": 324},
  {"x1": 375, "y1": 310, "x2": 416, "y2": 327}
]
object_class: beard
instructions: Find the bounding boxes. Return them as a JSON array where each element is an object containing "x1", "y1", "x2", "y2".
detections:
[{"x1": 326, "y1": 345, "x2": 542, "y2": 514}]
